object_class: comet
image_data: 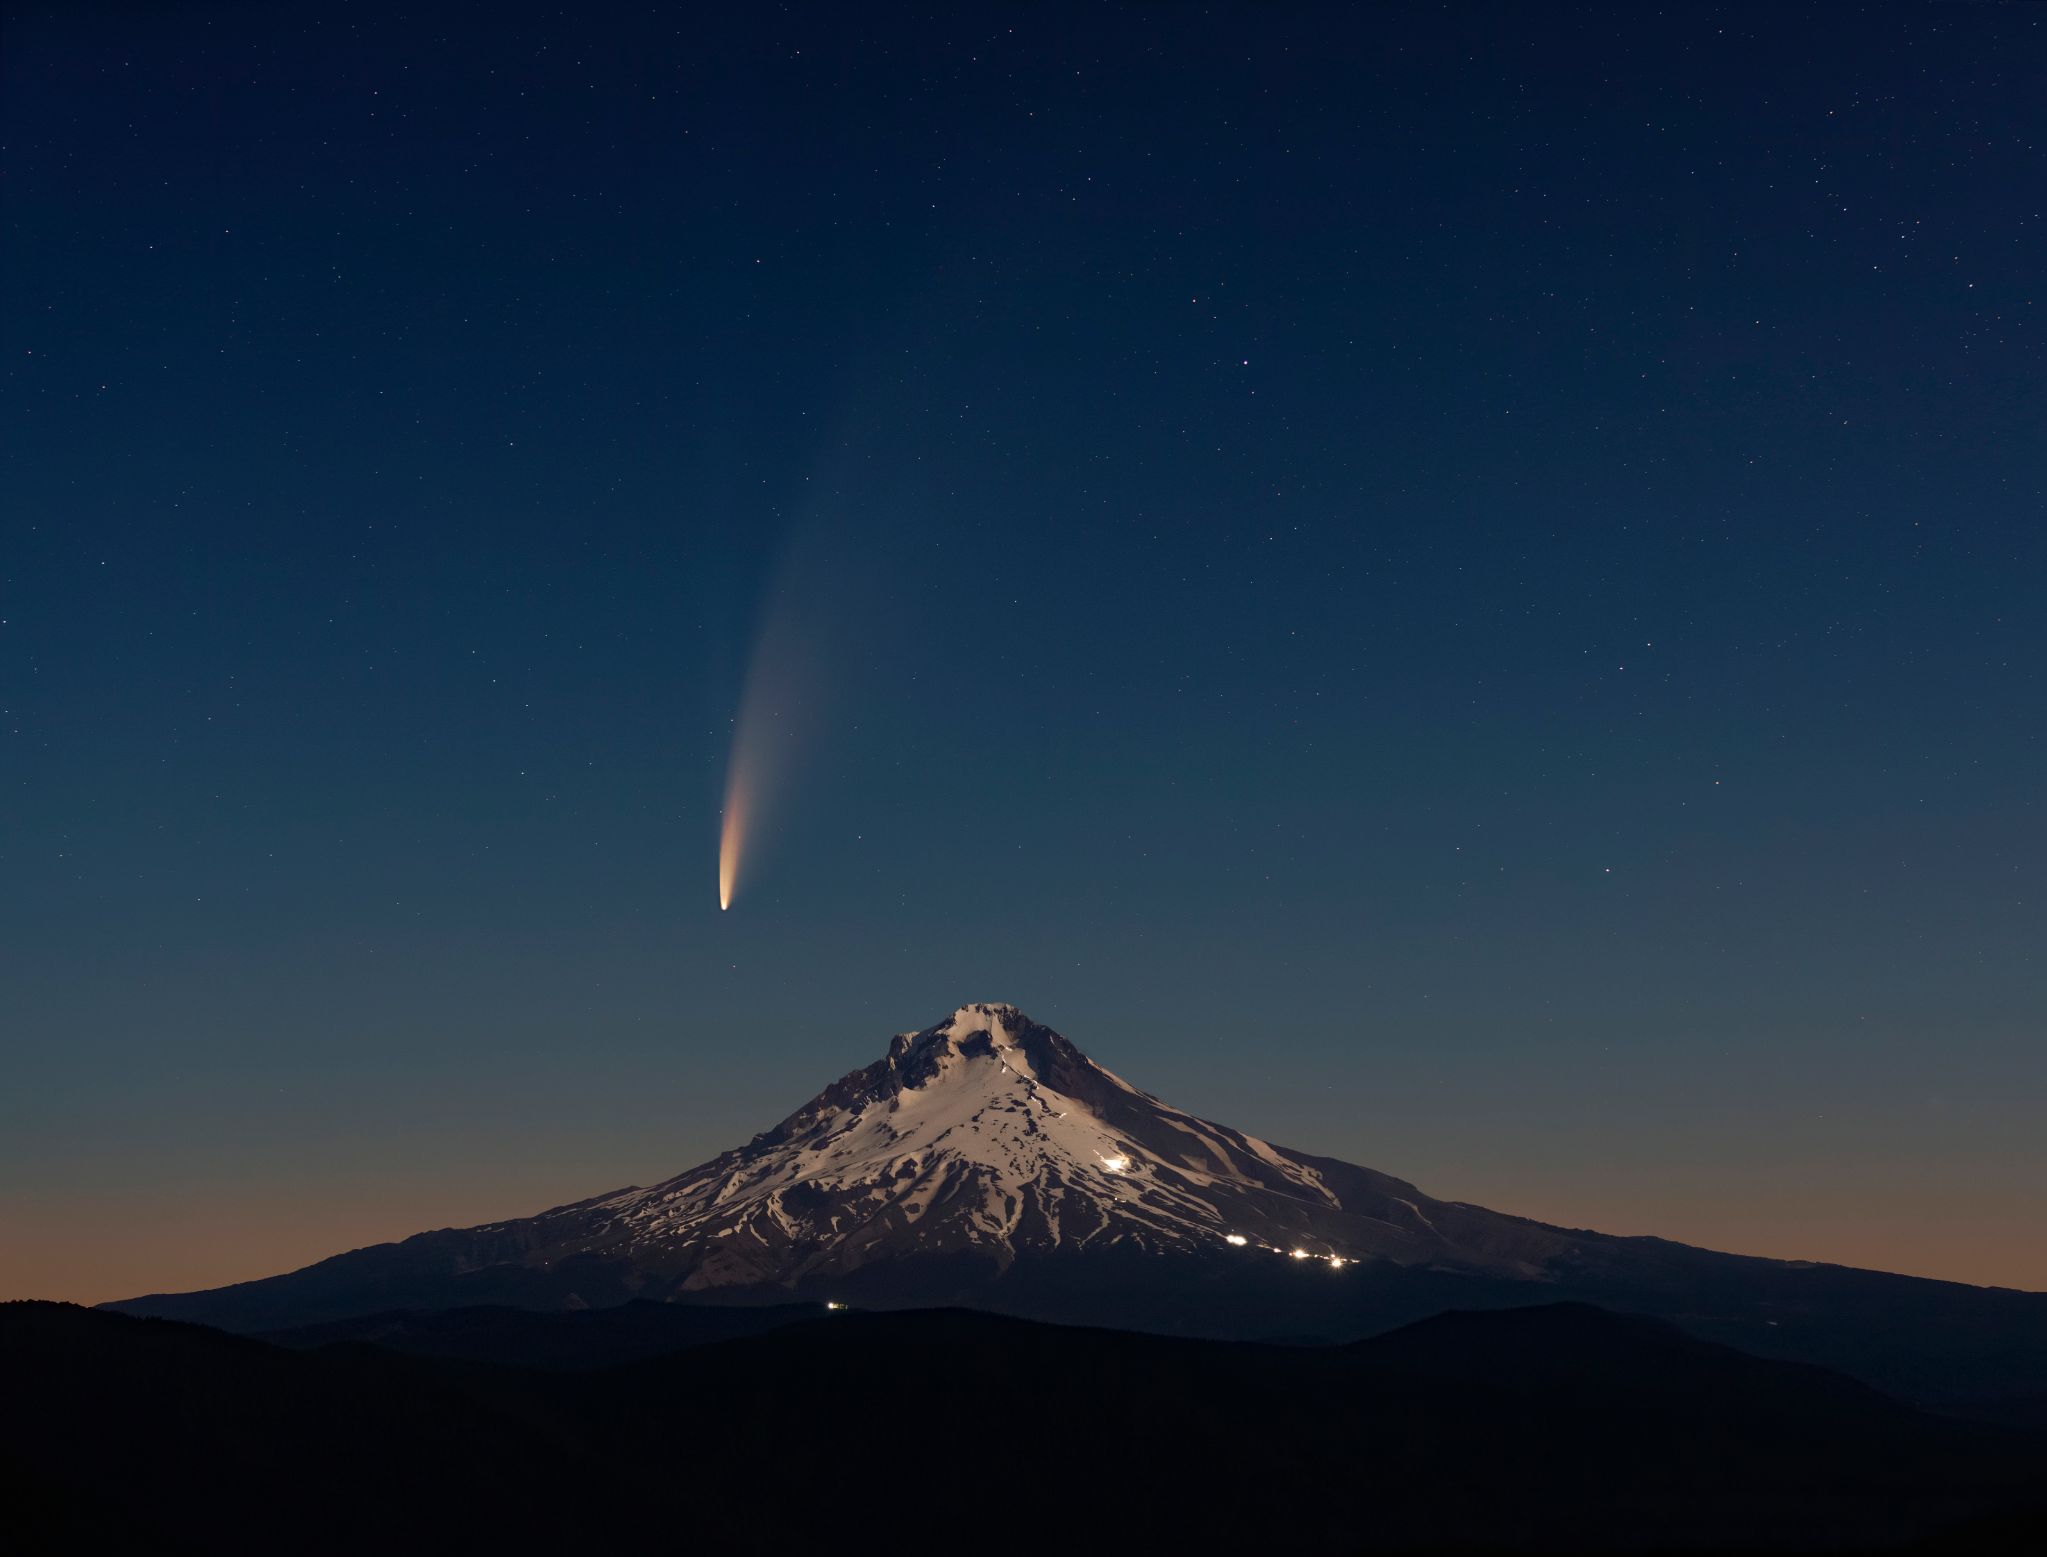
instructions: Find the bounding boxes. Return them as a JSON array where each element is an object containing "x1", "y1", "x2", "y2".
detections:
[
  {"x1": 715, "y1": 530, "x2": 831, "y2": 913},
  {"x1": 717, "y1": 676, "x2": 773, "y2": 913},
  {"x1": 716, "y1": 625, "x2": 806, "y2": 912},
  {"x1": 718, "y1": 778, "x2": 744, "y2": 910}
]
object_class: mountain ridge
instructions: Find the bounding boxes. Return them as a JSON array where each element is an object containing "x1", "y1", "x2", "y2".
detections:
[{"x1": 106, "y1": 1002, "x2": 2047, "y2": 1402}]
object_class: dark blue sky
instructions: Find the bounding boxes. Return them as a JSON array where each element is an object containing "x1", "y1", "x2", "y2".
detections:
[{"x1": 5, "y1": 2, "x2": 2043, "y2": 1300}]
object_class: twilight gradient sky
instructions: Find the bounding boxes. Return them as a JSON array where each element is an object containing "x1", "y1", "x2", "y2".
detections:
[{"x1": 4, "y1": 3, "x2": 2044, "y2": 1303}]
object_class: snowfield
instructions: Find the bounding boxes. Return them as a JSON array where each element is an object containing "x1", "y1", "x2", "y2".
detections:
[{"x1": 461, "y1": 1003, "x2": 1579, "y2": 1291}]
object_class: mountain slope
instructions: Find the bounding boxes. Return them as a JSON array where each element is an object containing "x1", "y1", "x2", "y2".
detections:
[{"x1": 107, "y1": 1002, "x2": 2047, "y2": 1400}]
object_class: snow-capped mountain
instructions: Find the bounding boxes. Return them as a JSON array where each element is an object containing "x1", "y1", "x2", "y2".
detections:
[
  {"x1": 107, "y1": 1003, "x2": 2047, "y2": 1404},
  {"x1": 112, "y1": 1004, "x2": 1576, "y2": 1324},
  {"x1": 535, "y1": 1001, "x2": 1572, "y2": 1287}
]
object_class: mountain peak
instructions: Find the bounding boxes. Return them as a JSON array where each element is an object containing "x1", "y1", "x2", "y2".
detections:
[
  {"x1": 884, "y1": 1002, "x2": 1065, "y2": 1091},
  {"x1": 919, "y1": 1001, "x2": 1029, "y2": 1043},
  {"x1": 106, "y1": 1004, "x2": 1578, "y2": 1324},
  {"x1": 949, "y1": 998, "x2": 1023, "y2": 1023}
]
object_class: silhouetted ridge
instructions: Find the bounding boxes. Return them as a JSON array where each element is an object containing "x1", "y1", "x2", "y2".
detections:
[{"x1": 10, "y1": 1300, "x2": 2043, "y2": 1555}]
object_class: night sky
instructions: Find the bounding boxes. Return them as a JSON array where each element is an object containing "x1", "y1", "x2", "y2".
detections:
[{"x1": 6, "y1": 3, "x2": 2044, "y2": 1303}]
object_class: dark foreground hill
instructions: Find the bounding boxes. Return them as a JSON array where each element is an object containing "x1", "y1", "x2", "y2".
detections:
[
  {"x1": 262, "y1": 1294, "x2": 829, "y2": 1369},
  {"x1": 6, "y1": 1298, "x2": 2042, "y2": 1555}
]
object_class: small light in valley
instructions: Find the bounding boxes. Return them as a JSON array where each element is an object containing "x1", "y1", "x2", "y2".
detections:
[
  {"x1": 1224, "y1": 1233, "x2": 1248, "y2": 1246},
  {"x1": 825, "y1": 1300, "x2": 845, "y2": 1311},
  {"x1": 1290, "y1": 1248, "x2": 1310, "y2": 1260}
]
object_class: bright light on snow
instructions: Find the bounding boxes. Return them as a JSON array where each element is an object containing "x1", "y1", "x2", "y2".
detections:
[
  {"x1": 1224, "y1": 1234, "x2": 1248, "y2": 1246},
  {"x1": 1098, "y1": 1154, "x2": 1130, "y2": 1173}
]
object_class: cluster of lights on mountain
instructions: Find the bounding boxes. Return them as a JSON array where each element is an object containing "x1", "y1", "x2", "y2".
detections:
[{"x1": 1218, "y1": 1231, "x2": 1348, "y2": 1267}]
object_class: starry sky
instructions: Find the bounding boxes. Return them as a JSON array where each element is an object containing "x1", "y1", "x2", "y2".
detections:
[{"x1": 5, "y1": 3, "x2": 2044, "y2": 1303}]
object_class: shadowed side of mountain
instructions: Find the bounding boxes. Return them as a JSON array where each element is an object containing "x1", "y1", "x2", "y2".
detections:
[
  {"x1": 1534, "y1": 1236, "x2": 2047, "y2": 1404},
  {"x1": 105, "y1": 1219, "x2": 648, "y2": 1332}
]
